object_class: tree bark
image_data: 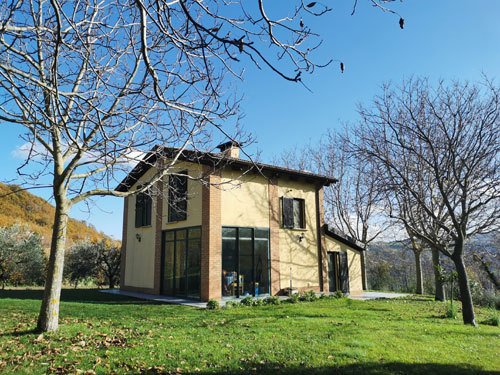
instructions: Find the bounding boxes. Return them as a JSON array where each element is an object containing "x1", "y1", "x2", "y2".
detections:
[
  {"x1": 432, "y1": 248, "x2": 445, "y2": 301},
  {"x1": 37, "y1": 198, "x2": 69, "y2": 332},
  {"x1": 414, "y1": 250, "x2": 423, "y2": 294},
  {"x1": 360, "y1": 249, "x2": 368, "y2": 290},
  {"x1": 452, "y1": 253, "x2": 476, "y2": 326}
]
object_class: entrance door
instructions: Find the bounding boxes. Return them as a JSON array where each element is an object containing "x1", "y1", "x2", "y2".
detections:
[
  {"x1": 328, "y1": 252, "x2": 350, "y2": 294},
  {"x1": 222, "y1": 227, "x2": 270, "y2": 298},
  {"x1": 162, "y1": 227, "x2": 201, "y2": 299}
]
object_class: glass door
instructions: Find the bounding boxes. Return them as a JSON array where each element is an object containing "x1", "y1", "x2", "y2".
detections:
[
  {"x1": 162, "y1": 227, "x2": 201, "y2": 299},
  {"x1": 221, "y1": 227, "x2": 270, "y2": 298}
]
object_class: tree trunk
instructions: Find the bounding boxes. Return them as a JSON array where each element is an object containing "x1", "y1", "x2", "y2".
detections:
[
  {"x1": 452, "y1": 254, "x2": 476, "y2": 326},
  {"x1": 432, "y1": 248, "x2": 445, "y2": 301},
  {"x1": 360, "y1": 249, "x2": 368, "y2": 290},
  {"x1": 37, "y1": 199, "x2": 69, "y2": 332},
  {"x1": 414, "y1": 250, "x2": 423, "y2": 294}
]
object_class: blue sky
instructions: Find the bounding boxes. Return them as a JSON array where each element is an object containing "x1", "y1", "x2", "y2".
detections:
[{"x1": 1, "y1": 0, "x2": 499, "y2": 239}]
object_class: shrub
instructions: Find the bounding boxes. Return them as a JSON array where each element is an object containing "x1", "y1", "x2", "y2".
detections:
[
  {"x1": 224, "y1": 301, "x2": 239, "y2": 309},
  {"x1": 264, "y1": 296, "x2": 281, "y2": 305},
  {"x1": 206, "y1": 299, "x2": 220, "y2": 310},
  {"x1": 333, "y1": 290, "x2": 345, "y2": 299},
  {"x1": 445, "y1": 303, "x2": 457, "y2": 319},
  {"x1": 472, "y1": 289, "x2": 499, "y2": 309},
  {"x1": 481, "y1": 312, "x2": 499, "y2": 327},
  {"x1": 300, "y1": 290, "x2": 318, "y2": 302},
  {"x1": 252, "y1": 298, "x2": 265, "y2": 306},
  {"x1": 0, "y1": 225, "x2": 45, "y2": 288},
  {"x1": 240, "y1": 296, "x2": 254, "y2": 306},
  {"x1": 288, "y1": 293, "x2": 300, "y2": 304}
]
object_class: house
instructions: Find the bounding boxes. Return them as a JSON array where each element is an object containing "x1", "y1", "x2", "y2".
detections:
[{"x1": 116, "y1": 142, "x2": 365, "y2": 301}]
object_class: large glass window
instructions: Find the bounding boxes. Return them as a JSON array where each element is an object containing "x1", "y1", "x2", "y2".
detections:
[
  {"x1": 162, "y1": 227, "x2": 201, "y2": 299},
  {"x1": 221, "y1": 227, "x2": 270, "y2": 298}
]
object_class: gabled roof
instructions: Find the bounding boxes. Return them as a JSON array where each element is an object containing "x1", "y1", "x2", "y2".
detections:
[
  {"x1": 323, "y1": 224, "x2": 365, "y2": 252},
  {"x1": 116, "y1": 146, "x2": 337, "y2": 192}
]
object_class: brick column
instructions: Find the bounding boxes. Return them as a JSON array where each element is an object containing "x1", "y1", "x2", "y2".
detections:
[
  {"x1": 268, "y1": 177, "x2": 281, "y2": 295},
  {"x1": 316, "y1": 186, "x2": 328, "y2": 292},
  {"x1": 153, "y1": 178, "x2": 164, "y2": 294},
  {"x1": 201, "y1": 169, "x2": 222, "y2": 301},
  {"x1": 120, "y1": 197, "x2": 129, "y2": 289}
]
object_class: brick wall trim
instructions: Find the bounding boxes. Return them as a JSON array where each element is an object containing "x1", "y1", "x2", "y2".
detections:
[
  {"x1": 268, "y1": 177, "x2": 281, "y2": 295},
  {"x1": 201, "y1": 168, "x2": 222, "y2": 301}
]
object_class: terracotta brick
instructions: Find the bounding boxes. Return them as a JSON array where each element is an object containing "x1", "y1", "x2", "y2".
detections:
[
  {"x1": 268, "y1": 177, "x2": 281, "y2": 295},
  {"x1": 153, "y1": 178, "x2": 164, "y2": 294},
  {"x1": 200, "y1": 168, "x2": 222, "y2": 301},
  {"x1": 315, "y1": 186, "x2": 328, "y2": 292}
]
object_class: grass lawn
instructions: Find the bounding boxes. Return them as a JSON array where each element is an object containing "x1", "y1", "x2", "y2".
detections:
[{"x1": 0, "y1": 290, "x2": 498, "y2": 374}]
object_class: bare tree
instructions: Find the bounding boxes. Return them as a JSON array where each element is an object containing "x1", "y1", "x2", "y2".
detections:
[
  {"x1": 356, "y1": 78, "x2": 500, "y2": 325},
  {"x1": 0, "y1": 0, "x2": 404, "y2": 332},
  {"x1": 315, "y1": 131, "x2": 388, "y2": 290},
  {"x1": 274, "y1": 130, "x2": 387, "y2": 290}
]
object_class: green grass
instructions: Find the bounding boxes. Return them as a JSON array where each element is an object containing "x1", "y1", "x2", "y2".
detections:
[{"x1": 0, "y1": 290, "x2": 498, "y2": 374}]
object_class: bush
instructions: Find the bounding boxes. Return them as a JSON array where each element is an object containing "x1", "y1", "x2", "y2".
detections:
[
  {"x1": 288, "y1": 293, "x2": 300, "y2": 304},
  {"x1": 300, "y1": 290, "x2": 318, "y2": 302},
  {"x1": 252, "y1": 298, "x2": 265, "y2": 306},
  {"x1": 263, "y1": 296, "x2": 281, "y2": 305},
  {"x1": 224, "y1": 300, "x2": 239, "y2": 309},
  {"x1": 206, "y1": 299, "x2": 220, "y2": 310},
  {"x1": 481, "y1": 312, "x2": 499, "y2": 327},
  {"x1": 471, "y1": 288, "x2": 499, "y2": 309},
  {"x1": 445, "y1": 303, "x2": 457, "y2": 319},
  {"x1": 240, "y1": 296, "x2": 254, "y2": 306},
  {"x1": 333, "y1": 290, "x2": 345, "y2": 299},
  {"x1": 0, "y1": 225, "x2": 45, "y2": 288}
]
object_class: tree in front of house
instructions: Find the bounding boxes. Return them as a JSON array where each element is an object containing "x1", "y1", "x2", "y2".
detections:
[
  {"x1": 355, "y1": 78, "x2": 500, "y2": 325},
  {"x1": 0, "y1": 0, "x2": 404, "y2": 332},
  {"x1": 0, "y1": 225, "x2": 45, "y2": 289}
]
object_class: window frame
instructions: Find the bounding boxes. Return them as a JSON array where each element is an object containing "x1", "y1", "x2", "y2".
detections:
[
  {"x1": 168, "y1": 171, "x2": 188, "y2": 222},
  {"x1": 281, "y1": 197, "x2": 306, "y2": 229},
  {"x1": 135, "y1": 190, "x2": 152, "y2": 228}
]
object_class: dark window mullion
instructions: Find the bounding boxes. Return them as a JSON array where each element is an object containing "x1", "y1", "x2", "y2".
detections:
[
  {"x1": 236, "y1": 227, "x2": 240, "y2": 298},
  {"x1": 251, "y1": 228, "x2": 255, "y2": 297},
  {"x1": 184, "y1": 229, "x2": 189, "y2": 298}
]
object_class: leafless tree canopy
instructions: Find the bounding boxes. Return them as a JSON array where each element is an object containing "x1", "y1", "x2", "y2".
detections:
[
  {"x1": 354, "y1": 78, "x2": 500, "y2": 324},
  {"x1": 0, "y1": 0, "x2": 338, "y2": 202}
]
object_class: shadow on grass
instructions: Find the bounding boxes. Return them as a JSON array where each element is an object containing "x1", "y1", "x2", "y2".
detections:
[
  {"x1": 195, "y1": 362, "x2": 492, "y2": 375},
  {"x1": 0, "y1": 288, "x2": 162, "y2": 305}
]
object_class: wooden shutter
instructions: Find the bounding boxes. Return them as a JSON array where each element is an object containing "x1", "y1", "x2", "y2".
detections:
[
  {"x1": 135, "y1": 194, "x2": 143, "y2": 227},
  {"x1": 282, "y1": 197, "x2": 294, "y2": 228},
  {"x1": 144, "y1": 193, "x2": 152, "y2": 226}
]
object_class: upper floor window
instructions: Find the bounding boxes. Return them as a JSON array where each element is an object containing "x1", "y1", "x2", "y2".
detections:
[
  {"x1": 135, "y1": 191, "x2": 152, "y2": 227},
  {"x1": 282, "y1": 197, "x2": 305, "y2": 229},
  {"x1": 168, "y1": 172, "x2": 188, "y2": 222}
]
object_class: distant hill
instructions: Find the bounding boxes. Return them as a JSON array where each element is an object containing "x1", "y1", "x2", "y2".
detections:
[{"x1": 0, "y1": 183, "x2": 116, "y2": 249}]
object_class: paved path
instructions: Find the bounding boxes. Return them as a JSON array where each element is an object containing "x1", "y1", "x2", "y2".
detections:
[
  {"x1": 101, "y1": 289, "x2": 410, "y2": 308},
  {"x1": 101, "y1": 289, "x2": 208, "y2": 308},
  {"x1": 350, "y1": 291, "x2": 410, "y2": 300}
]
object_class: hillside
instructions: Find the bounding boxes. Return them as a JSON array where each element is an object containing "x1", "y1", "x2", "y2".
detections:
[{"x1": 0, "y1": 183, "x2": 115, "y2": 248}]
